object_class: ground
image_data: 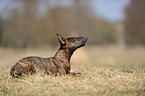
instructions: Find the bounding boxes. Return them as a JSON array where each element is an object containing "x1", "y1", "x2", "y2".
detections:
[{"x1": 0, "y1": 46, "x2": 145, "y2": 96}]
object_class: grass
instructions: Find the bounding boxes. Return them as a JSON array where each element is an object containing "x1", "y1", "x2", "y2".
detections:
[{"x1": 0, "y1": 46, "x2": 145, "y2": 96}]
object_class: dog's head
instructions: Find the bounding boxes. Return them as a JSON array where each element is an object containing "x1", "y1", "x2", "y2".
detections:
[{"x1": 57, "y1": 33, "x2": 87, "y2": 51}]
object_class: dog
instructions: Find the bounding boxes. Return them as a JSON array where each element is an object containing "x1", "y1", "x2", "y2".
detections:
[{"x1": 10, "y1": 33, "x2": 87, "y2": 78}]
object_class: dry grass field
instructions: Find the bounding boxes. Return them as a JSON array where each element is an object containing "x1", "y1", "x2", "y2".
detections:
[{"x1": 0, "y1": 46, "x2": 145, "y2": 96}]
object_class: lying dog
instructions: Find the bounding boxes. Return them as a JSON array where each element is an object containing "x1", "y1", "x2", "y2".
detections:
[{"x1": 10, "y1": 33, "x2": 87, "y2": 78}]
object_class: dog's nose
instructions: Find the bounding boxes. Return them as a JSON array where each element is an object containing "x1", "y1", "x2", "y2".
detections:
[{"x1": 84, "y1": 37, "x2": 88, "y2": 40}]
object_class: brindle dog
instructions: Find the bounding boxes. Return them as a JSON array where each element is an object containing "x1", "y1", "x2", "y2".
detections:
[{"x1": 10, "y1": 33, "x2": 87, "y2": 78}]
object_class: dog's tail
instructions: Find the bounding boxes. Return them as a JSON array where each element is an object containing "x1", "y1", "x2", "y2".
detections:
[{"x1": 10, "y1": 65, "x2": 20, "y2": 78}]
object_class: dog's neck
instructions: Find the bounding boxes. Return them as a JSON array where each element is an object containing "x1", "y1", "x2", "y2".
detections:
[{"x1": 54, "y1": 48, "x2": 75, "y2": 64}]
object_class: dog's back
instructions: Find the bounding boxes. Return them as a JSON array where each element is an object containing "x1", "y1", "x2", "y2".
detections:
[{"x1": 10, "y1": 57, "x2": 57, "y2": 78}]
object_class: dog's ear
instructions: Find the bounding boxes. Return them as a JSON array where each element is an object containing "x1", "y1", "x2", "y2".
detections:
[{"x1": 57, "y1": 33, "x2": 66, "y2": 44}]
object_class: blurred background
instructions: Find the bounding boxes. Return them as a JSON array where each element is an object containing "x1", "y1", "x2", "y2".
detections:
[
  {"x1": 0, "y1": 0, "x2": 145, "y2": 48},
  {"x1": 1, "y1": 1, "x2": 145, "y2": 95}
]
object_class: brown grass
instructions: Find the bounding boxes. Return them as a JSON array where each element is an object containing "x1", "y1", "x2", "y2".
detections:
[{"x1": 0, "y1": 46, "x2": 145, "y2": 96}]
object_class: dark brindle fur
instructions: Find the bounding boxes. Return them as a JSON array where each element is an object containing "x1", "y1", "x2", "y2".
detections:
[{"x1": 10, "y1": 34, "x2": 87, "y2": 78}]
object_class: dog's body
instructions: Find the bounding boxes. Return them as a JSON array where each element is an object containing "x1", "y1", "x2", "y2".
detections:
[{"x1": 10, "y1": 34, "x2": 87, "y2": 78}]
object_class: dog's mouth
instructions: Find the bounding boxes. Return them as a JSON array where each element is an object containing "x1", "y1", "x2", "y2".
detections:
[
  {"x1": 81, "y1": 41, "x2": 86, "y2": 47},
  {"x1": 80, "y1": 43, "x2": 86, "y2": 47}
]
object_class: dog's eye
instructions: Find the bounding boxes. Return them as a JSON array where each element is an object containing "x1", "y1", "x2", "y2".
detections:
[
  {"x1": 70, "y1": 39, "x2": 74, "y2": 42},
  {"x1": 76, "y1": 38, "x2": 80, "y2": 41},
  {"x1": 68, "y1": 38, "x2": 74, "y2": 42}
]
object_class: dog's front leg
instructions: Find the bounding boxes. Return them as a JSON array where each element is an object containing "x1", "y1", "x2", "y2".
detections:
[{"x1": 70, "y1": 72, "x2": 81, "y2": 76}]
